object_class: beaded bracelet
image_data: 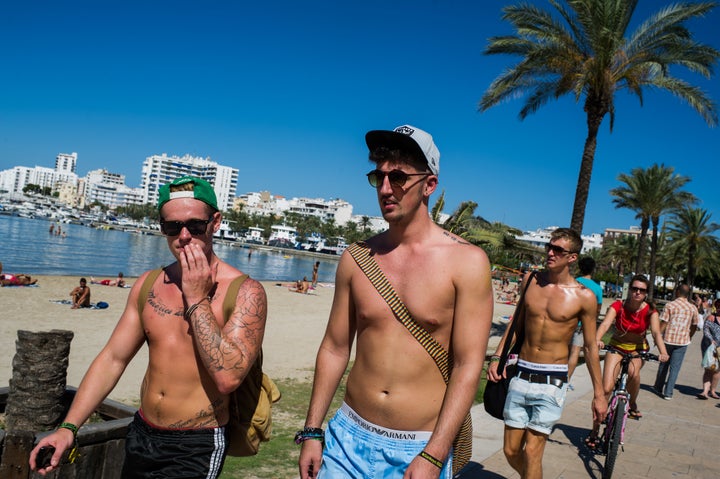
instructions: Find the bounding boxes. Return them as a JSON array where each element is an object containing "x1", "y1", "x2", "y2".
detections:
[
  {"x1": 294, "y1": 427, "x2": 324, "y2": 445},
  {"x1": 185, "y1": 297, "x2": 211, "y2": 319},
  {"x1": 419, "y1": 450, "x2": 443, "y2": 469}
]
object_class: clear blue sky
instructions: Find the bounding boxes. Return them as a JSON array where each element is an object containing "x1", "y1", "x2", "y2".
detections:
[{"x1": 1, "y1": 1, "x2": 718, "y2": 235}]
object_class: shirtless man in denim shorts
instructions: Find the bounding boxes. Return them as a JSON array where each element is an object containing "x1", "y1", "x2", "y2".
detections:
[{"x1": 488, "y1": 228, "x2": 607, "y2": 479}]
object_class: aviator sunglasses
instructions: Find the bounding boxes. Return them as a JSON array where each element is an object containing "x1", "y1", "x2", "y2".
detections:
[
  {"x1": 366, "y1": 169, "x2": 430, "y2": 188},
  {"x1": 160, "y1": 216, "x2": 214, "y2": 236},
  {"x1": 544, "y1": 243, "x2": 578, "y2": 256}
]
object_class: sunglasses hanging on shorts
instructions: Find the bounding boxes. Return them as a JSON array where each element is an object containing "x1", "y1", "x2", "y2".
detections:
[
  {"x1": 160, "y1": 217, "x2": 214, "y2": 236},
  {"x1": 366, "y1": 169, "x2": 430, "y2": 188}
]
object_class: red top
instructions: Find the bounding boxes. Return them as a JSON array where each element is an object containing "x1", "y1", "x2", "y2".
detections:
[{"x1": 611, "y1": 300, "x2": 653, "y2": 335}]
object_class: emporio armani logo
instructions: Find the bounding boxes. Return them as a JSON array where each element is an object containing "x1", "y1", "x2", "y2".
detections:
[{"x1": 394, "y1": 126, "x2": 415, "y2": 135}]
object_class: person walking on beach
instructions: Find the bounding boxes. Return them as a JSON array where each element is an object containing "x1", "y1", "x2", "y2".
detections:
[
  {"x1": 298, "y1": 124, "x2": 494, "y2": 478},
  {"x1": 487, "y1": 228, "x2": 607, "y2": 479},
  {"x1": 653, "y1": 284, "x2": 699, "y2": 400},
  {"x1": 567, "y1": 256, "x2": 603, "y2": 386},
  {"x1": 69, "y1": 277, "x2": 91, "y2": 308},
  {"x1": 30, "y1": 176, "x2": 267, "y2": 478}
]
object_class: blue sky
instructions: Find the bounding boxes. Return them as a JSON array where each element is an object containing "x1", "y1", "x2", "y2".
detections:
[{"x1": 1, "y1": 1, "x2": 718, "y2": 235}]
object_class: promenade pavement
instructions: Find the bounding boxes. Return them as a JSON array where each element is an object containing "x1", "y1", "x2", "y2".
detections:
[{"x1": 460, "y1": 332, "x2": 720, "y2": 478}]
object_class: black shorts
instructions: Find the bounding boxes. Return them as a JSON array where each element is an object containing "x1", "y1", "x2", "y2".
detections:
[{"x1": 121, "y1": 411, "x2": 227, "y2": 479}]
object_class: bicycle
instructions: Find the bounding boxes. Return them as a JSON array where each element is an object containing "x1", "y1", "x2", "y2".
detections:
[{"x1": 596, "y1": 346, "x2": 659, "y2": 479}]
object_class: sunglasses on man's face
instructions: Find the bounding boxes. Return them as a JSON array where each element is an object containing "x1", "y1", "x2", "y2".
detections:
[
  {"x1": 366, "y1": 169, "x2": 430, "y2": 188},
  {"x1": 544, "y1": 243, "x2": 578, "y2": 256},
  {"x1": 160, "y1": 217, "x2": 214, "y2": 236}
]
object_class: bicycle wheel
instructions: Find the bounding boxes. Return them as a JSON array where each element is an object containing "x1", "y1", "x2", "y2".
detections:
[{"x1": 603, "y1": 396, "x2": 627, "y2": 479}]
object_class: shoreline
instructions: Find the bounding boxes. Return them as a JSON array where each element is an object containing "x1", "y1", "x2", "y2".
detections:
[{"x1": 1, "y1": 275, "x2": 515, "y2": 405}]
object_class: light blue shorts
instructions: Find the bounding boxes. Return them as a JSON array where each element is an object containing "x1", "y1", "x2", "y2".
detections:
[
  {"x1": 504, "y1": 376, "x2": 568, "y2": 435},
  {"x1": 319, "y1": 403, "x2": 453, "y2": 479}
]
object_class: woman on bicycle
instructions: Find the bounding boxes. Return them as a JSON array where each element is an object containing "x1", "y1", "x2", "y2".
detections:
[{"x1": 585, "y1": 274, "x2": 669, "y2": 447}]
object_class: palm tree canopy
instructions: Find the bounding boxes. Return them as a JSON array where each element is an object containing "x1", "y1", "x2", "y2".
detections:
[{"x1": 480, "y1": 0, "x2": 719, "y2": 128}]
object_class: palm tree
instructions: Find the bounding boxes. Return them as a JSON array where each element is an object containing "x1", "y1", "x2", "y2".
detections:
[
  {"x1": 665, "y1": 207, "x2": 720, "y2": 289},
  {"x1": 479, "y1": 1, "x2": 719, "y2": 234},
  {"x1": 601, "y1": 234, "x2": 641, "y2": 295},
  {"x1": 609, "y1": 164, "x2": 696, "y2": 297}
]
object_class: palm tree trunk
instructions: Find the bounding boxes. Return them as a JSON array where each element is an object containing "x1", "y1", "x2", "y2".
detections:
[
  {"x1": 635, "y1": 218, "x2": 650, "y2": 275},
  {"x1": 570, "y1": 109, "x2": 605, "y2": 234},
  {"x1": 648, "y1": 219, "x2": 660, "y2": 299}
]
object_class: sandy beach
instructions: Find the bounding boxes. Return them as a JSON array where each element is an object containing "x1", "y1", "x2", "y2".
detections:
[{"x1": 0, "y1": 275, "x2": 514, "y2": 405}]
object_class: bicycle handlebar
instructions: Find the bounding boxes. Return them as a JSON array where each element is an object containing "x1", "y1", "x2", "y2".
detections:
[{"x1": 601, "y1": 346, "x2": 659, "y2": 362}]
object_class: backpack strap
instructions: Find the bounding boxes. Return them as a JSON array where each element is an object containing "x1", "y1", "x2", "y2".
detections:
[
  {"x1": 137, "y1": 268, "x2": 164, "y2": 320},
  {"x1": 223, "y1": 275, "x2": 249, "y2": 324}
]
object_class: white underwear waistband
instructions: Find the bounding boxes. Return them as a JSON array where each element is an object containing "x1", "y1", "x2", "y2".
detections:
[{"x1": 340, "y1": 402, "x2": 432, "y2": 441}]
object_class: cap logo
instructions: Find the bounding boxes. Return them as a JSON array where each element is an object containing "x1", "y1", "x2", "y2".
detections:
[{"x1": 394, "y1": 126, "x2": 415, "y2": 135}]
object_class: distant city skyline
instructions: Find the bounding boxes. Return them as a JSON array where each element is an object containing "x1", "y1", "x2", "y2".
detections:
[{"x1": 1, "y1": 2, "x2": 717, "y2": 234}]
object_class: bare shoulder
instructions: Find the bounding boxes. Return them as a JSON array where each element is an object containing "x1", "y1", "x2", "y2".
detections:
[{"x1": 438, "y1": 228, "x2": 491, "y2": 280}]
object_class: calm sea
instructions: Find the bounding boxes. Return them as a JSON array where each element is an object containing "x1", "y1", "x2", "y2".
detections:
[{"x1": 0, "y1": 215, "x2": 338, "y2": 282}]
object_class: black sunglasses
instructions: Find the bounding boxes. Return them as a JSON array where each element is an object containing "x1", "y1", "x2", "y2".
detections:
[
  {"x1": 630, "y1": 286, "x2": 648, "y2": 294},
  {"x1": 544, "y1": 243, "x2": 578, "y2": 256},
  {"x1": 160, "y1": 216, "x2": 214, "y2": 236},
  {"x1": 366, "y1": 169, "x2": 430, "y2": 188}
]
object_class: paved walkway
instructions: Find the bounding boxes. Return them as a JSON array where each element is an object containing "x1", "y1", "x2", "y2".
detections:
[{"x1": 459, "y1": 335, "x2": 720, "y2": 478}]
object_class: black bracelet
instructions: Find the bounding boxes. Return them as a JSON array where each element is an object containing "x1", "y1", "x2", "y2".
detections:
[
  {"x1": 185, "y1": 297, "x2": 210, "y2": 319},
  {"x1": 419, "y1": 450, "x2": 443, "y2": 469},
  {"x1": 294, "y1": 427, "x2": 324, "y2": 445}
]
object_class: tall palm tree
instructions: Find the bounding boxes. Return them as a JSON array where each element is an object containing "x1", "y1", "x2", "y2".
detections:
[
  {"x1": 601, "y1": 234, "x2": 641, "y2": 295},
  {"x1": 479, "y1": 0, "x2": 719, "y2": 234},
  {"x1": 665, "y1": 207, "x2": 720, "y2": 289},
  {"x1": 609, "y1": 164, "x2": 696, "y2": 297}
]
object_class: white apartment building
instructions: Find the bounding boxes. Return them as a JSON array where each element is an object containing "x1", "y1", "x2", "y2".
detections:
[
  {"x1": 55, "y1": 152, "x2": 78, "y2": 174},
  {"x1": 85, "y1": 169, "x2": 145, "y2": 209},
  {"x1": 237, "y1": 192, "x2": 354, "y2": 225},
  {"x1": 140, "y1": 153, "x2": 238, "y2": 211},
  {"x1": 0, "y1": 165, "x2": 78, "y2": 195},
  {"x1": 515, "y1": 226, "x2": 603, "y2": 253}
]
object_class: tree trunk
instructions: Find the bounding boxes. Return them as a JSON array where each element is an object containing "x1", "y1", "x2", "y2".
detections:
[
  {"x1": 4, "y1": 330, "x2": 74, "y2": 433},
  {"x1": 570, "y1": 106, "x2": 606, "y2": 235},
  {"x1": 634, "y1": 217, "x2": 649, "y2": 276},
  {"x1": 648, "y1": 219, "x2": 660, "y2": 300}
]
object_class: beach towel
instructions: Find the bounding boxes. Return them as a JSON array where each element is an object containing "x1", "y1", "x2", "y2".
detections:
[{"x1": 50, "y1": 299, "x2": 109, "y2": 309}]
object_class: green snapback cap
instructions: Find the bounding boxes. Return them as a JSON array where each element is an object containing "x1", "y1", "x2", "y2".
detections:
[{"x1": 157, "y1": 176, "x2": 218, "y2": 211}]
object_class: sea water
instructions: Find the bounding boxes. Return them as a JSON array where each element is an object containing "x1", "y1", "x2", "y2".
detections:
[{"x1": 0, "y1": 215, "x2": 338, "y2": 282}]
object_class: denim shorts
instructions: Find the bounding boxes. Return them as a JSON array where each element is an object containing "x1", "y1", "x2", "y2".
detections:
[
  {"x1": 504, "y1": 376, "x2": 568, "y2": 435},
  {"x1": 319, "y1": 403, "x2": 453, "y2": 479}
]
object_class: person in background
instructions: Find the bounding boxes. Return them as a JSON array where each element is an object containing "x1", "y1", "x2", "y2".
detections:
[
  {"x1": 299, "y1": 124, "x2": 493, "y2": 478},
  {"x1": 585, "y1": 274, "x2": 668, "y2": 448},
  {"x1": 31, "y1": 176, "x2": 267, "y2": 478},
  {"x1": 91, "y1": 272, "x2": 126, "y2": 287},
  {"x1": 653, "y1": 284, "x2": 699, "y2": 400},
  {"x1": 0, "y1": 261, "x2": 38, "y2": 286},
  {"x1": 567, "y1": 256, "x2": 603, "y2": 388},
  {"x1": 488, "y1": 228, "x2": 607, "y2": 478},
  {"x1": 696, "y1": 298, "x2": 720, "y2": 400},
  {"x1": 69, "y1": 278, "x2": 91, "y2": 308},
  {"x1": 311, "y1": 261, "x2": 320, "y2": 287}
]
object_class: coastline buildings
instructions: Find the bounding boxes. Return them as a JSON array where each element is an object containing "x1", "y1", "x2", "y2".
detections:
[
  {"x1": 140, "y1": 153, "x2": 238, "y2": 212},
  {"x1": 515, "y1": 226, "x2": 603, "y2": 253}
]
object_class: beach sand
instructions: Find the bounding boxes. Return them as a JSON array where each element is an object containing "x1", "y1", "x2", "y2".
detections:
[{"x1": 0, "y1": 275, "x2": 514, "y2": 405}]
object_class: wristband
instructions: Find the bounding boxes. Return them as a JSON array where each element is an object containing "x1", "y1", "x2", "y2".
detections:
[
  {"x1": 419, "y1": 450, "x2": 443, "y2": 469},
  {"x1": 185, "y1": 297, "x2": 211, "y2": 319},
  {"x1": 58, "y1": 422, "x2": 79, "y2": 437},
  {"x1": 294, "y1": 427, "x2": 324, "y2": 445},
  {"x1": 489, "y1": 356, "x2": 501, "y2": 363}
]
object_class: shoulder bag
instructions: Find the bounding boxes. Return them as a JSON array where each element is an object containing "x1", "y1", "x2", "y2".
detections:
[
  {"x1": 137, "y1": 269, "x2": 280, "y2": 456},
  {"x1": 347, "y1": 242, "x2": 472, "y2": 475},
  {"x1": 482, "y1": 271, "x2": 535, "y2": 420}
]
